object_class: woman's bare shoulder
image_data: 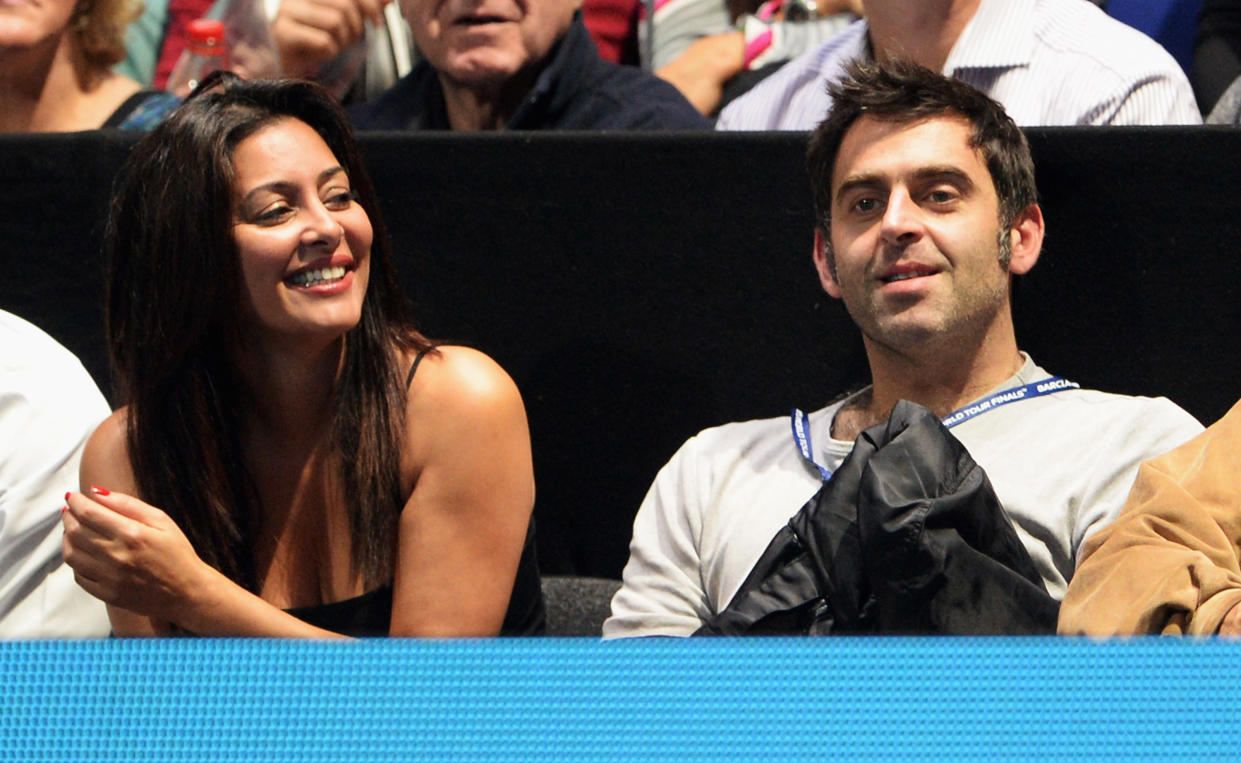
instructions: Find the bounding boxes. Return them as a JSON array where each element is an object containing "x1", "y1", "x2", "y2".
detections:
[
  {"x1": 405, "y1": 345, "x2": 523, "y2": 414},
  {"x1": 81, "y1": 407, "x2": 138, "y2": 494},
  {"x1": 400, "y1": 346, "x2": 528, "y2": 468}
]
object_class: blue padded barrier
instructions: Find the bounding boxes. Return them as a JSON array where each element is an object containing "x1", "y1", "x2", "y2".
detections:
[{"x1": 2, "y1": 637, "x2": 1240, "y2": 761}]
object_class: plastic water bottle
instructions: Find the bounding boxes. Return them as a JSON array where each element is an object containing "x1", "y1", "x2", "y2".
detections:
[
  {"x1": 166, "y1": 18, "x2": 228, "y2": 97},
  {"x1": 218, "y1": 0, "x2": 281, "y2": 81}
]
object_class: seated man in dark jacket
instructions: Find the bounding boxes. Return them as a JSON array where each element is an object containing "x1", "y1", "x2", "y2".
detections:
[{"x1": 351, "y1": 0, "x2": 709, "y2": 130}]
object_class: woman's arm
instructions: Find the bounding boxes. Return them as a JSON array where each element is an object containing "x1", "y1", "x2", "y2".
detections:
[
  {"x1": 65, "y1": 411, "x2": 345, "y2": 638},
  {"x1": 71, "y1": 411, "x2": 168, "y2": 636},
  {"x1": 64, "y1": 347, "x2": 535, "y2": 638},
  {"x1": 389, "y1": 346, "x2": 535, "y2": 637}
]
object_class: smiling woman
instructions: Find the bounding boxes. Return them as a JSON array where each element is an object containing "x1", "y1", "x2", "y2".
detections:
[
  {"x1": 231, "y1": 118, "x2": 374, "y2": 341},
  {"x1": 62, "y1": 73, "x2": 545, "y2": 637}
]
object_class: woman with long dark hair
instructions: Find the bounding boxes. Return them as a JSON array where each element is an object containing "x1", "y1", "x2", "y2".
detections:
[{"x1": 62, "y1": 73, "x2": 543, "y2": 636}]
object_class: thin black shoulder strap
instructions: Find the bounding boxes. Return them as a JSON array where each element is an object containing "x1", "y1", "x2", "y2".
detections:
[{"x1": 405, "y1": 345, "x2": 438, "y2": 389}]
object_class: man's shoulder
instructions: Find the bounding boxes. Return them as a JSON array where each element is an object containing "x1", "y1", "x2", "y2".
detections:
[
  {"x1": 348, "y1": 63, "x2": 439, "y2": 130},
  {"x1": 680, "y1": 411, "x2": 797, "y2": 456},
  {"x1": 0, "y1": 311, "x2": 109, "y2": 481},
  {"x1": 1031, "y1": 0, "x2": 1189, "y2": 80},
  {"x1": 0, "y1": 311, "x2": 106, "y2": 404},
  {"x1": 1044, "y1": 385, "x2": 1198, "y2": 421},
  {"x1": 669, "y1": 401, "x2": 847, "y2": 472},
  {"x1": 572, "y1": 60, "x2": 712, "y2": 129},
  {"x1": 988, "y1": 382, "x2": 1203, "y2": 452}
]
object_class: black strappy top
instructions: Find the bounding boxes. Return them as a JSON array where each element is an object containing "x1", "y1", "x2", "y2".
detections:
[{"x1": 283, "y1": 347, "x2": 547, "y2": 636}]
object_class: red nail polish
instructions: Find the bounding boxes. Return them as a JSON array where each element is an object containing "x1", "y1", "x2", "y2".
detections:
[
  {"x1": 61, "y1": 506, "x2": 68, "y2": 514},
  {"x1": 64, "y1": 492, "x2": 71, "y2": 503},
  {"x1": 91, "y1": 486, "x2": 110, "y2": 496}
]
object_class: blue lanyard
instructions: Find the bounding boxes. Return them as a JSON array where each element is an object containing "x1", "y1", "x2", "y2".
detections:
[{"x1": 792, "y1": 376, "x2": 1079, "y2": 481}]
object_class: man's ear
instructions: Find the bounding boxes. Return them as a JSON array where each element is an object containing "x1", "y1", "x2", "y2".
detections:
[
  {"x1": 1006, "y1": 203, "x2": 1044, "y2": 276},
  {"x1": 813, "y1": 229, "x2": 843, "y2": 298}
]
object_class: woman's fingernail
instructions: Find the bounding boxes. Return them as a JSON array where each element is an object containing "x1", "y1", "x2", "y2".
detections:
[
  {"x1": 65, "y1": 492, "x2": 71, "y2": 503},
  {"x1": 61, "y1": 506, "x2": 68, "y2": 514},
  {"x1": 90, "y1": 486, "x2": 110, "y2": 496}
]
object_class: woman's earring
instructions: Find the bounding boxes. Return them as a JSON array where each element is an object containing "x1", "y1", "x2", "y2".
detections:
[{"x1": 74, "y1": 3, "x2": 91, "y2": 31}]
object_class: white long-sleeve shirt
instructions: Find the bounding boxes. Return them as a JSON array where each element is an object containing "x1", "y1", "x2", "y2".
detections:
[
  {"x1": 0, "y1": 311, "x2": 110, "y2": 638},
  {"x1": 717, "y1": 0, "x2": 1202, "y2": 129}
]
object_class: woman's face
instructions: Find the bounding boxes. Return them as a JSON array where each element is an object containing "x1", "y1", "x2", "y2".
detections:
[
  {"x1": 0, "y1": 0, "x2": 77, "y2": 52},
  {"x1": 231, "y1": 117, "x2": 372, "y2": 344}
]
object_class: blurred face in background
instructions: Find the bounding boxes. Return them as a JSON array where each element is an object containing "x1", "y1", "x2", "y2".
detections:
[
  {"x1": 0, "y1": 0, "x2": 77, "y2": 53},
  {"x1": 403, "y1": 0, "x2": 580, "y2": 90}
]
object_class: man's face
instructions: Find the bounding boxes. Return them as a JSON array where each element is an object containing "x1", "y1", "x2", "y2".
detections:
[
  {"x1": 403, "y1": 0, "x2": 580, "y2": 89},
  {"x1": 818, "y1": 114, "x2": 1032, "y2": 355}
]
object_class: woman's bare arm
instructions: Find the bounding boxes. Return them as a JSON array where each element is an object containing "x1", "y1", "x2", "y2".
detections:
[
  {"x1": 64, "y1": 347, "x2": 535, "y2": 638},
  {"x1": 388, "y1": 346, "x2": 535, "y2": 636},
  {"x1": 66, "y1": 411, "x2": 345, "y2": 638}
]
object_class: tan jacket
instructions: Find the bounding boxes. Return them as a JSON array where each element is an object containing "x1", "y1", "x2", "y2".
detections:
[{"x1": 1059, "y1": 400, "x2": 1241, "y2": 635}]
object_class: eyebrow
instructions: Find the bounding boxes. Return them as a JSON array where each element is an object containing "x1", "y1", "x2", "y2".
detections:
[
  {"x1": 239, "y1": 166, "x2": 349, "y2": 206},
  {"x1": 834, "y1": 165, "x2": 977, "y2": 205}
]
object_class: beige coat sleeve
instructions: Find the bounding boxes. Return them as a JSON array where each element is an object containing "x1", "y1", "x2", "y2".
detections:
[{"x1": 1059, "y1": 400, "x2": 1241, "y2": 636}]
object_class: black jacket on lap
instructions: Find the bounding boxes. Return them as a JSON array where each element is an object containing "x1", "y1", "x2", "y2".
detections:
[
  {"x1": 696, "y1": 400, "x2": 1060, "y2": 636},
  {"x1": 350, "y1": 16, "x2": 710, "y2": 131}
]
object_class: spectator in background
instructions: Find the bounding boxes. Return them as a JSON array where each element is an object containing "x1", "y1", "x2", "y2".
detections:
[
  {"x1": 120, "y1": 0, "x2": 410, "y2": 103},
  {"x1": 350, "y1": 0, "x2": 708, "y2": 129},
  {"x1": 1193, "y1": 0, "x2": 1240, "y2": 116},
  {"x1": 1195, "y1": 0, "x2": 1241, "y2": 120},
  {"x1": 717, "y1": 0, "x2": 1201, "y2": 130},
  {"x1": 61, "y1": 74, "x2": 544, "y2": 637},
  {"x1": 0, "y1": 0, "x2": 176, "y2": 130},
  {"x1": 1205, "y1": 75, "x2": 1241, "y2": 121},
  {"x1": 652, "y1": 0, "x2": 858, "y2": 116},
  {"x1": 583, "y1": 0, "x2": 640, "y2": 64},
  {"x1": 0, "y1": 310, "x2": 110, "y2": 638},
  {"x1": 120, "y1": 0, "x2": 654, "y2": 104},
  {"x1": 270, "y1": 0, "x2": 413, "y2": 101}
]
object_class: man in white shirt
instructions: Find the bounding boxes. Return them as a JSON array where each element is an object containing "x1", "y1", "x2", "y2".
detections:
[
  {"x1": 604, "y1": 60, "x2": 1202, "y2": 638},
  {"x1": 716, "y1": 0, "x2": 1201, "y2": 130},
  {"x1": 0, "y1": 311, "x2": 110, "y2": 638}
]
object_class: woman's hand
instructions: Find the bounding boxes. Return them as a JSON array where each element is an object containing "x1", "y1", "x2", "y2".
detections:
[{"x1": 62, "y1": 487, "x2": 215, "y2": 628}]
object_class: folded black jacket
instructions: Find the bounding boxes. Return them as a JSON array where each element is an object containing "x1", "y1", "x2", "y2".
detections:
[{"x1": 696, "y1": 400, "x2": 1059, "y2": 635}]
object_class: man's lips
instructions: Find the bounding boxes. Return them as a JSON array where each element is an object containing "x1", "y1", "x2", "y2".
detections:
[
  {"x1": 452, "y1": 13, "x2": 513, "y2": 25},
  {"x1": 878, "y1": 262, "x2": 940, "y2": 284}
]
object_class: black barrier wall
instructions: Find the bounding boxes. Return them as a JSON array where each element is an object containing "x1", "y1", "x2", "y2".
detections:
[{"x1": 3, "y1": 129, "x2": 1239, "y2": 579}]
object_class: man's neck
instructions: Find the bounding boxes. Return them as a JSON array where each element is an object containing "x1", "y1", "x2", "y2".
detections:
[
  {"x1": 831, "y1": 333, "x2": 1024, "y2": 442},
  {"x1": 438, "y1": 68, "x2": 538, "y2": 131},
  {"x1": 865, "y1": 0, "x2": 981, "y2": 72}
]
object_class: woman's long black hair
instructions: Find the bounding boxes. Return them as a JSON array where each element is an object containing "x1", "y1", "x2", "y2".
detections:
[{"x1": 106, "y1": 73, "x2": 431, "y2": 591}]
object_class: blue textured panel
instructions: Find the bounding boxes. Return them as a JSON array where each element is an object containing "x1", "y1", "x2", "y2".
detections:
[{"x1": 2, "y1": 638, "x2": 1240, "y2": 761}]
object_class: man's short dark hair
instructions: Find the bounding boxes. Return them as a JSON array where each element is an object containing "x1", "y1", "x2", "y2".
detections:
[{"x1": 806, "y1": 58, "x2": 1037, "y2": 242}]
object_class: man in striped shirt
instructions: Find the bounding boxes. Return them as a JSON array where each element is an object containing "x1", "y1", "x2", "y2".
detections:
[{"x1": 716, "y1": 0, "x2": 1201, "y2": 130}]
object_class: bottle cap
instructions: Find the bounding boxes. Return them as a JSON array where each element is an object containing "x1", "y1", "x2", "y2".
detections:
[{"x1": 187, "y1": 18, "x2": 225, "y2": 49}]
